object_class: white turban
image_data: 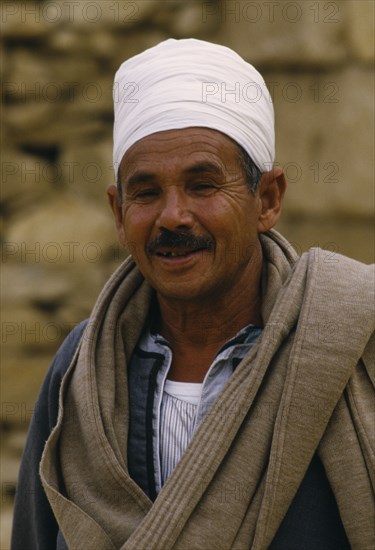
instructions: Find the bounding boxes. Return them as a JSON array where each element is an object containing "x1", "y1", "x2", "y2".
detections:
[{"x1": 113, "y1": 38, "x2": 274, "y2": 177}]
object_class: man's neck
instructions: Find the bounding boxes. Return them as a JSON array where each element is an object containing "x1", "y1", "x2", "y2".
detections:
[
  {"x1": 158, "y1": 297, "x2": 261, "y2": 347},
  {"x1": 155, "y1": 262, "x2": 263, "y2": 382}
]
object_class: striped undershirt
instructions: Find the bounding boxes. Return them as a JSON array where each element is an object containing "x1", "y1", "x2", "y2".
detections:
[{"x1": 160, "y1": 380, "x2": 202, "y2": 485}]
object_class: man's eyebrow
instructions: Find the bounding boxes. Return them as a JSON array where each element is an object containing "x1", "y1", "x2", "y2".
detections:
[
  {"x1": 124, "y1": 171, "x2": 156, "y2": 189},
  {"x1": 183, "y1": 162, "x2": 223, "y2": 177}
]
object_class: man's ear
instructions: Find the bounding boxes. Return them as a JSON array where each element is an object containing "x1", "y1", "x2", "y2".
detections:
[
  {"x1": 107, "y1": 184, "x2": 126, "y2": 246},
  {"x1": 257, "y1": 167, "x2": 287, "y2": 233}
]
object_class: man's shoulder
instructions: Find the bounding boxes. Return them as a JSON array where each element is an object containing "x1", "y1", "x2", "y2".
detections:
[
  {"x1": 50, "y1": 319, "x2": 89, "y2": 379},
  {"x1": 299, "y1": 248, "x2": 374, "y2": 353},
  {"x1": 33, "y1": 319, "x2": 89, "y2": 432},
  {"x1": 40, "y1": 319, "x2": 89, "y2": 403},
  {"x1": 315, "y1": 248, "x2": 373, "y2": 270},
  {"x1": 300, "y1": 247, "x2": 374, "y2": 291}
]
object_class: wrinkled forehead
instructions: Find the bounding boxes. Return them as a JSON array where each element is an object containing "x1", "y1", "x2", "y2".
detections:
[
  {"x1": 120, "y1": 127, "x2": 240, "y2": 164},
  {"x1": 118, "y1": 127, "x2": 243, "y2": 183}
]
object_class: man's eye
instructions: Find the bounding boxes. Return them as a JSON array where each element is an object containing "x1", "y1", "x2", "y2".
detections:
[
  {"x1": 192, "y1": 182, "x2": 216, "y2": 193},
  {"x1": 134, "y1": 189, "x2": 159, "y2": 200}
]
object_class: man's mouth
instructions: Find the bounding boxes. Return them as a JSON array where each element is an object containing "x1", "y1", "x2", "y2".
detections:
[
  {"x1": 147, "y1": 230, "x2": 214, "y2": 258},
  {"x1": 156, "y1": 248, "x2": 206, "y2": 258}
]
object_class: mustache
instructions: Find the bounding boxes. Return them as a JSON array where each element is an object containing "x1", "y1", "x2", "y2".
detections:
[{"x1": 147, "y1": 229, "x2": 214, "y2": 254}]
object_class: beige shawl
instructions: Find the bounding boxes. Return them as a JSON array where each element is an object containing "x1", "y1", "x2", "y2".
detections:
[{"x1": 40, "y1": 230, "x2": 374, "y2": 549}]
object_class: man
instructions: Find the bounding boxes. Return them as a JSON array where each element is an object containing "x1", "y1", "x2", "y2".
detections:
[{"x1": 12, "y1": 39, "x2": 374, "y2": 549}]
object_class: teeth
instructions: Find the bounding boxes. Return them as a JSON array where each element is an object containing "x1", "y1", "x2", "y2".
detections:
[
  {"x1": 159, "y1": 251, "x2": 193, "y2": 257},
  {"x1": 161, "y1": 252, "x2": 188, "y2": 257}
]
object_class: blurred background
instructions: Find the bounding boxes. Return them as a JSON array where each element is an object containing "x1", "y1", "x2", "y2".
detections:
[{"x1": 1, "y1": 0, "x2": 374, "y2": 546}]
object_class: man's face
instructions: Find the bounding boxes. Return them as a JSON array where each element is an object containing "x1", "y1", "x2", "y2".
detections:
[{"x1": 114, "y1": 128, "x2": 267, "y2": 303}]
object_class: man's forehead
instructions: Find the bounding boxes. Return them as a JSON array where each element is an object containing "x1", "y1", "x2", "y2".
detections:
[{"x1": 120, "y1": 127, "x2": 240, "y2": 172}]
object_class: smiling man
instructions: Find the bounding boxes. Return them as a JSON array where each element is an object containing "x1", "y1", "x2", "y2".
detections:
[
  {"x1": 108, "y1": 127, "x2": 278, "y2": 383},
  {"x1": 12, "y1": 39, "x2": 374, "y2": 550}
]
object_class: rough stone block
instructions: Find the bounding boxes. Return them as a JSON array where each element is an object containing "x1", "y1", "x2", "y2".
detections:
[
  {"x1": 5, "y1": 100, "x2": 63, "y2": 146},
  {"x1": 5, "y1": 194, "x2": 117, "y2": 268},
  {"x1": 151, "y1": 1, "x2": 218, "y2": 37},
  {"x1": 3, "y1": 49, "x2": 106, "y2": 147},
  {"x1": 4, "y1": 49, "x2": 55, "y2": 99},
  {"x1": 264, "y1": 66, "x2": 374, "y2": 217},
  {"x1": 1, "y1": 2, "x2": 50, "y2": 39},
  {"x1": 346, "y1": 0, "x2": 375, "y2": 63},
  {"x1": 1, "y1": 351, "x2": 52, "y2": 424},
  {"x1": 58, "y1": 0, "x2": 157, "y2": 28},
  {"x1": 5, "y1": 100, "x2": 107, "y2": 148},
  {"x1": 1, "y1": 148, "x2": 54, "y2": 211},
  {"x1": 1, "y1": 304, "x2": 72, "y2": 355},
  {"x1": 109, "y1": 30, "x2": 168, "y2": 71},
  {"x1": 0, "y1": 506, "x2": 13, "y2": 550},
  {"x1": 1, "y1": 264, "x2": 72, "y2": 310},
  {"x1": 60, "y1": 138, "x2": 115, "y2": 201},
  {"x1": 64, "y1": 74, "x2": 114, "y2": 119},
  {"x1": 4, "y1": 48, "x2": 100, "y2": 103},
  {"x1": 277, "y1": 217, "x2": 374, "y2": 264},
  {"x1": 212, "y1": 0, "x2": 346, "y2": 65}
]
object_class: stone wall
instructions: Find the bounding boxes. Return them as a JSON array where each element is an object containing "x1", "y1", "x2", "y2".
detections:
[{"x1": 1, "y1": 1, "x2": 374, "y2": 546}]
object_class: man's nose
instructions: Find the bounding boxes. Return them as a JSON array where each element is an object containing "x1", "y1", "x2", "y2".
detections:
[{"x1": 155, "y1": 187, "x2": 194, "y2": 231}]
